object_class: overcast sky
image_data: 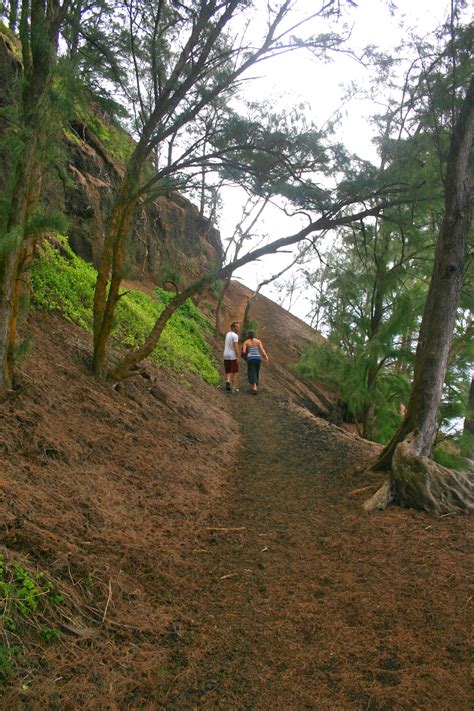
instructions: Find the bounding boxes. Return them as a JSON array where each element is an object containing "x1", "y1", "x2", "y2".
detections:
[{"x1": 219, "y1": 0, "x2": 466, "y2": 322}]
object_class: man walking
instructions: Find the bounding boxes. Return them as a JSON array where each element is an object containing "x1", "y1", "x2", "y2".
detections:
[{"x1": 223, "y1": 321, "x2": 240, "y2": 392}]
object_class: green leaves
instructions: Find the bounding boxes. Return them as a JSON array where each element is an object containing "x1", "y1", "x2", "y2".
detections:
[
  {"x1": 25, "y1": 209, "x2": 68, "y2": 237},
  {"x1": 30, "y1": 237, "x2": 220, "y2": 384},
  {"x1": 0, "y1": 225, "x2": 23, "y2": 258},
  {"x1": 0, "y1": 553, "x2": 64, "y2": 678}
]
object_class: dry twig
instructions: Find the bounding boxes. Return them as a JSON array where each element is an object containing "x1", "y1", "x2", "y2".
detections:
[{"x1": 102, "y1": 579, "x2": 112, "y2": 623}]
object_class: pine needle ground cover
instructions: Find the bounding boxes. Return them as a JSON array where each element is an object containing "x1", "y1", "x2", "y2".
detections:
[
  {"x1": 0, "y1": 280, "x2": 471, "y2": 709},
  {"x1": 30, "y1": 238, "x2": 219, "y2": 385}
]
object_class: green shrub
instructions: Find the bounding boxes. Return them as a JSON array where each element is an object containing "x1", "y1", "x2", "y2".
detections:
[
  {"x1": 0, "y1": 646, "x2": 20, "y2": 680},
  {"x1": 432, "y1": 446, "x2": 470, "y2": 471},
  {"x1": 242, "y1": 319, "x2": 258, "y2": 336},
  {"x1": 0, "y1": 553, "x2": 64, "y2": 645},
  {"x1": 30, "y1": 237, "x2": 219, "y2": 384},
  {"x1": 40, "y1": 627, "x2": 62, "y2": 643},
  {"x1": 0, "y1": 553, "x2": 65, "y2": 677}
]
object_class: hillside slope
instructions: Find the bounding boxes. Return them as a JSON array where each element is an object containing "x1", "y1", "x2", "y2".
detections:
[
  {"x1": 216, "y1": 279, "x2": 341, "y2": 421},
  {"x1": 0, "y1": 294, "x2": 472, "y2": 709}
]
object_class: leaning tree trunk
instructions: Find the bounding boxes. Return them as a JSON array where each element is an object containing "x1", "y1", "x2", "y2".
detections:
[{"x1": 366, "y1": 77, "x2": 474, "y2": 514}]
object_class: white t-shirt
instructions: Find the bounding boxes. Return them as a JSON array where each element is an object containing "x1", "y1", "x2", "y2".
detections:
[{"x1": 223, "y1": 331, "x2": 239, "y2": 360}]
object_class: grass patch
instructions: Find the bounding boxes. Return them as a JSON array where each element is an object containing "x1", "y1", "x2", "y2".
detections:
[
  {"x1": 432, "y1": 446, "x2": 470, "y2": 471},
  {"x1": 30, "y1": 237, "x2": 219, "y2": 384},
  {"x1": 85, "y1": 112, "x2": 136, "y2": 162}
]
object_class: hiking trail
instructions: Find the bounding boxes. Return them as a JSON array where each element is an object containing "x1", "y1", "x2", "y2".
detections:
[{"x1": 155, "y1": 385, "x2": 472, "y2": 710}]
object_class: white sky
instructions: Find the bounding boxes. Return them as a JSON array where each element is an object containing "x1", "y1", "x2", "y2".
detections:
[{"x1": 218, "y1": 0, "x2": 466, "y2": 322}]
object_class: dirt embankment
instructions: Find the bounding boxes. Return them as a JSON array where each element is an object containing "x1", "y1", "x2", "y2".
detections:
[
  {"x1": 1, "y1": 310, "x2": 237, "y2": 707},
  {"x1": 0, "y1": 292, "x2": 472, "y2": 709}
]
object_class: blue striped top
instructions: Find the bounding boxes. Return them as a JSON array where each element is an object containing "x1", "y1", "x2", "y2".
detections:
[{"x1": 246, "y1": 343, "x2": 262, "y2": 361}]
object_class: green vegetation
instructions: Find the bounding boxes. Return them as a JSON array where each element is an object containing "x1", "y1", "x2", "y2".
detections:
[
  {"x1": 0, "y1": 20, "x2": 22, "y2": 62},
  {"x1": 242, "y1": 319, "x2": 259, "y2": 337},
  {"x1": 432, "y1": 446, "x2": 470, "y2": 472},
  {"x1": 0, "y1": 553, "x2": 63, "y2": 677},
  {"x1": 83, "y1": 111, "x2": 136, "y2": 163},
  {"x1": 0, "y1": 644, "x2": 20, "y2": 680},
  {"x1": 294, "y1": 341, "x2": 410, "y2": 444},
  {"x1": 30, "y1": 238, "x2": 220, "y2": 384},
  {"x1": 0, "y1": 555, "x2": 63, "y2": 623},
  {"x1": 40, "y1": 626, "x2": 62, "y2": 643}
]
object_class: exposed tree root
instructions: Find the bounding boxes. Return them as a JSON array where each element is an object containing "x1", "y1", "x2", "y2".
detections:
[{"x1": 365, "y1": 435, "x2": 474, "y2": 515}]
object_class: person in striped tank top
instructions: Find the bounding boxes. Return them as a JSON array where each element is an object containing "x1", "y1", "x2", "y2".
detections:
[{"x1": 241, "y1": 330, "x2": 269, "y2": 395}]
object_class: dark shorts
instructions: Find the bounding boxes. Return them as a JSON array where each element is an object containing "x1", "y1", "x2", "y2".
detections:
[{"x1": 224, "y1": 359, "x2": 239, "y2": 374}]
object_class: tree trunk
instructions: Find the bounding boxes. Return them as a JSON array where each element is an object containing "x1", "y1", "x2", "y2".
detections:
[
  {"x1": 92, "y1": 180, "x2": 139, "y2": 379},
  {"x1": 0, "y1": 249, "x2": 22, "y2": 389},
  {"x1": 367, "y1": 77, "x2": 474, "y2": 514},
  {"x1": 109, "y1": 288, "x2": 192, "y2": 382},
  {"x1": 0, "y1": 130, "x2": 41, "y2": 388},
  {"x1": 243, "y1": 287, "x2": 261, "y2": 329},
  {"x1": 9, "y1": 0, "x2": 19, "y2": 30},
  {"x1": 461, "y1": 375, "x2": 474, "y2": 458},
  {"x1": 214, "y1": 276, "x2": 230, "y2": 337},
  {"x1": 365, "y1": 434, "x2": 474, "y2": 514},
  {"x1": 362, "y1": 399, "x2": 377, "y2": 440},
  {"x1": 0, "y1": 0, "x2": 67, "y2": 390}
]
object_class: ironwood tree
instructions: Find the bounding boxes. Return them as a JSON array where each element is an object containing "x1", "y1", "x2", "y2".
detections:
[
  {"x1": 366, "y1": 74, "x2": 474, "y2": 514},
  {"x1": 0, "y1": 0, "x2": 356, "y2": 386},
  {"x1": 0, "y1": 0, "x2": 71, "y2": 390},
  {"x1": 295, "y1": 19, "x2": 473, "y2": 459},
  {"x1": 85, "y1": 0, "x2": 354, "y2": 379},
  {"x1": 461, "y1": 375, "x2": 474, "y2": 458}
]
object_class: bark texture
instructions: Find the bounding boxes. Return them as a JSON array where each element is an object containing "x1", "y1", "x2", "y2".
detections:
[
  {"x1": 366, "y1": 435, "x2": 474, "y2": 513},
  {"x1": 366, "y1": 78, "x2": 473, "y2": 514},
  {"x1": 461, "y1": 376, "x2": 474, "y2": 458},
  {"x1": 0, "y1": 0, "x2": 69, "y2": 388},
  {"x1": 374, "y1": 77, "x2": 474, "y2": 472}
]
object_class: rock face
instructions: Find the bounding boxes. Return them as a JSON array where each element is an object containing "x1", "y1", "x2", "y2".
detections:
[
  {"x1": 52, "y1": 123, "x2": 223, "y2": 286},
  {"x1": 0, "y1": 29, "x2": 223, "y2": 286}
]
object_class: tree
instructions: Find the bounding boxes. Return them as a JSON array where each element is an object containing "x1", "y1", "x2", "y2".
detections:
[
  {"x1": 87, "y1": 0, "x2": 354, "y2": 379},
  {"x1": 0, "y1": 0, "x2": 70, "y2": 390},
  {"x1": 214, "y1": 194, "x2": 268, "y2": 336},
  {"x1": 241, "y1": 247, "x2": 308, "y2": 331},
  {"x1": 107, "y1": 202, "x2": 395, "y2": 382},
  {"x1": 366, "y1": 75, "x2": 474, "y2": 514},
  {"x1": 293, "y1": 15, "x2": 473, "y2": 452},
  {"x1": 296, "y1": 213, "x2": 432, "y2": 440}
]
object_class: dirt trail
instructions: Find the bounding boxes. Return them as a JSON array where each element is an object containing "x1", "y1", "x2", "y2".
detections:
[
  {"x1": 1, "y1": 307, "x2": 472, "y2": 709},
  {"x1": 154, "y1": 383, "x2": 473, "y2": 711}
]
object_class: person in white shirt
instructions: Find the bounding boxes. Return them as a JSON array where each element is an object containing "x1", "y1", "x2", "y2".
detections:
[{"x1": 223, "y1": 321, "x2": 240, "y2": 392}]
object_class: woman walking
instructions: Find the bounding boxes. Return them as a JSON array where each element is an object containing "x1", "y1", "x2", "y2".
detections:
[{"x1": 242, "y1": 330, "x2": 269, "y2": 394}]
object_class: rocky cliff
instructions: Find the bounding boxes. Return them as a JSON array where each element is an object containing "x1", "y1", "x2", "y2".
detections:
[
  {"x1": 57, "y1": 123, "x2": 223, "y2": 285},
  {"x1": 0, "y1": 29, "x2": 223, "y2": 287}
]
